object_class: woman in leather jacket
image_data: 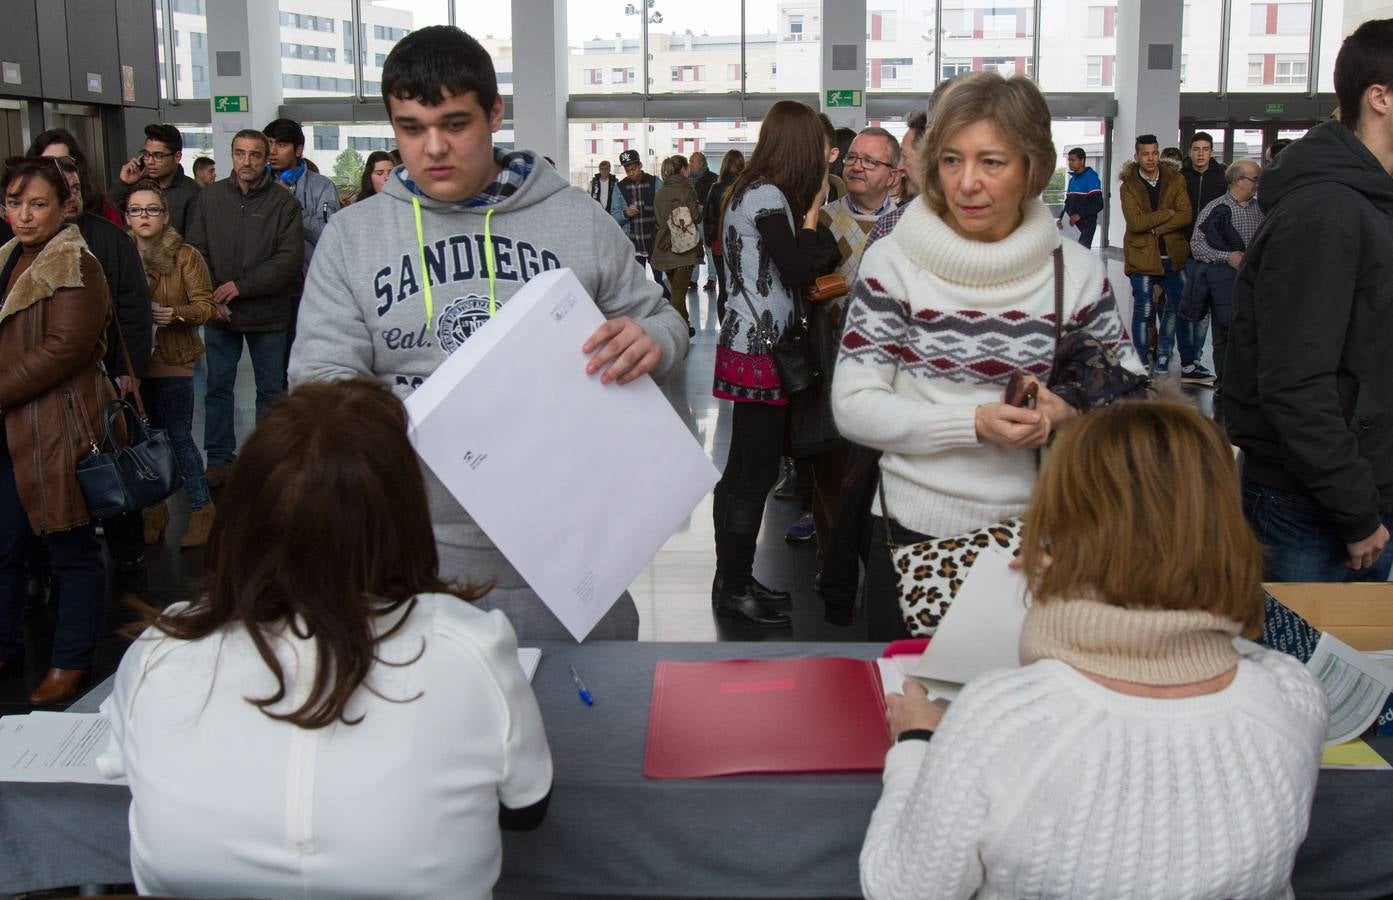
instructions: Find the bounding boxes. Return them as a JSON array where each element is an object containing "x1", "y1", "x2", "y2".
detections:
[{"x1": 0, "y1": 157, "x2": 116, "y2": 704}]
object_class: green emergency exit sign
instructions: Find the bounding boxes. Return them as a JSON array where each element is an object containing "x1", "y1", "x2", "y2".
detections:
[
  {"x1": 1265, "y1": 102, "x2": 1285, "y2": 114},
  {"x1": 213, "y1": 94, "x2": 249, "y2": 113},
  {"x1": 825, "y1": 89, "x2": 863, "y2": 108}
]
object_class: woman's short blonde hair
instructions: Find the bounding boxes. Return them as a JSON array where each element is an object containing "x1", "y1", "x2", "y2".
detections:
[
  {"x1": 915, "y1": 70, "x2": 1056, "y2": 216},
  {"x1": 1020, "y1": 401, "x2": 1264, "y2": 635},
  {"x1": 661, "y1": 154, "x2": 688, "y2": 180}
]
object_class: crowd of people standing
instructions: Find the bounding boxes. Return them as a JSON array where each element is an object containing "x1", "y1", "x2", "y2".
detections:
[{"x1": 2, "y1": 15, "x2": 1392, "y2": 899}]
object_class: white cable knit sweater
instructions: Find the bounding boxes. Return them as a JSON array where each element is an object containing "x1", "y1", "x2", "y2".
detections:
[
  {"x1": 831, "y1": 198, "x2": 1139, "y2": 536},
  {"x1": 859, "y1": 606, "x2": 1328, "y2": 900}
]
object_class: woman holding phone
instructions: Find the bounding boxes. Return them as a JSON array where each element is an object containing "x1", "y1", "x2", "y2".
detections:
[{"x1": 831, "y1": 72, "x2": 1140, "y2": 640}]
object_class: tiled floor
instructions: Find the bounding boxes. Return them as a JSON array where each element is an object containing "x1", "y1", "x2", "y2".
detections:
[{"x1": 0, "y1": 272, "x2": 1212, "y2": 710}]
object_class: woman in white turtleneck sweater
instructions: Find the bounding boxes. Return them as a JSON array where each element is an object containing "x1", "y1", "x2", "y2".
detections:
[
  {"x1": 860, "y1": 400, "x2": 1328, "y2": 900},
  {"x1": 831, "y1": 71, "x2": 1140, "y2": 641}
]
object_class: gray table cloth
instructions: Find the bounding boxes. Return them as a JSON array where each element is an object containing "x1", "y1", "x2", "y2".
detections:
[{"x1": 2, "y1": 641, "x2": 1391, "y2": 898}]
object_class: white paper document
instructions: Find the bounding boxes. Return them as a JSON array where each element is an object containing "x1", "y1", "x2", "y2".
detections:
[
  {"x1": 405, "y1": 268, "x2": 720, "y2": 642},
  {"x1": 1307, "y1": 633, "x2": 1393, "y2": 745},
  {"x1": 0, "y1": 712, "x2": 126, "y2": 785},
  {"x1": 910, "y1": 547, "x2": 1031, "y2": 696}
]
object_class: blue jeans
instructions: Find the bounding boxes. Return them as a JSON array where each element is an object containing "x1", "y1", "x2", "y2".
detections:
[
  {"x1": 144, "y1": 376, "x2": 211, "y2": 511},
  {"x1": 1242, "y1": 476, "x2": 1393, "y2": 582},
  {"x1": 1129, "y1": 259, "x2": 1197, "y2": 367},
  {"x1": 0, "y1": 439, "x2": 105, "y2": 669},
  {"x1": 203, "y1": 326, "x2": 287, "y2": 467}
]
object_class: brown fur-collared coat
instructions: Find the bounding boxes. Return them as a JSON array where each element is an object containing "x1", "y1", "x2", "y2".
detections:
[
  {"x1": 136, "y1": 225, "x2": 217, "y2": 366},
  {"x1": 0, "y1": 225, "x2": 117, "y2": 534},
  {"x1": 1118, "y1": 158, "x2": 1193, "y2": 276}
]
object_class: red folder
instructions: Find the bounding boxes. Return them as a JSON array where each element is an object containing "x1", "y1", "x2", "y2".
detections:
[{"x1": 643, "y1": 657, "x2": 892, "y2": 778}]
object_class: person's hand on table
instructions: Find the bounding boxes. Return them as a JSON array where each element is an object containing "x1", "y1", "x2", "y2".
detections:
[
  {"x1": 583, "y1": 316, "x2": 662, "y2": 385},
  {"x1": 976, "y1": 402, "x2": 1052, "y2": 449},
  {"x1": 886, "y1": 679, "x2": 945, "y2": 738}
]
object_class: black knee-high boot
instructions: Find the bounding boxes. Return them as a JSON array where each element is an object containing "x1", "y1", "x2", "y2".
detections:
[{"x1": 711, "y1": 496, "x2": 790, "y2": 627}]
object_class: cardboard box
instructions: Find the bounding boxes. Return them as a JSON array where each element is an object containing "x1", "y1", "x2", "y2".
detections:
[{"x1": 1264, "y1": 583, "x2": 1393, "y2": 651}]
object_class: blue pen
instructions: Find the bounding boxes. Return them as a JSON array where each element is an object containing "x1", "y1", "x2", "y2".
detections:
[{"x1": 569, "y1": 664, "x2": 594, "y2": 706}]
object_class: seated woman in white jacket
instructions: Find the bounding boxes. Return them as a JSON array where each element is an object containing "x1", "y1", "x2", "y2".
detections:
[
  {"x1": 860, "y1": 401, "x2": 1328, "y2": 900},
  {"x1": 98, "y1": 378, "x2": 552, "y2": 899}
]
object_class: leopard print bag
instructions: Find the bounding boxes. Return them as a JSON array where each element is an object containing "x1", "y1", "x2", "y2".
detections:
[{"x1": 877, "y1": 479, "x2": 1024, "y2": 637}]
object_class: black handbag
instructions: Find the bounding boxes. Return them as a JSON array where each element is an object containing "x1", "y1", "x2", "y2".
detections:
[
  {"x1": 1045, "y1": 245, "x2": 1152, "y2": 411},
  {"x1": 75, "y1": 398, "x2": 182, "y2": 520},
  {"x1": 739, "y1": 287, "x2": 821, "y2": 395},
  {"x1": 73, "y1": 290, "x2": 182, "y2": 519}
]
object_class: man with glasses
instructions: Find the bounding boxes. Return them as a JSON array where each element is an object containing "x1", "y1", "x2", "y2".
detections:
[
  {"x1": 788, "y1": 129, "x2": 903, "y2": 550},
  {"x1": 1187, "y1": 158, "x2": 1263, "y2": 415},
  {"x1": 112, "y1": 124, "x2": 201, "y2": 234},
  {"x1": 184, "y1": 130, "x2": 304, "y2": 489}
]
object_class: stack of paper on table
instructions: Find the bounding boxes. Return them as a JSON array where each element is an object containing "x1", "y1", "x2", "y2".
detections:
[
  {"x1": 0, "y1": 712, "x2": 125, "y2": 785},
  {"x1": 405, "y1": 268, "x2": 720, "y2": 642}
]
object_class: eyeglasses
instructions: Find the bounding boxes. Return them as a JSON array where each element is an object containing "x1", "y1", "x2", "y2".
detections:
[
  {"x1": 126, "y1": 206, "x2": 166, "y2": 217},
  {"x1": 140, "y1": 150, "x2": 174, "y2": 161},
  {"x1": 1236, "y1": 175, "x2": 1260, "y2": 185},
  {"x1": 843, "y1": 152, "x2": 895, "y2": 171}
]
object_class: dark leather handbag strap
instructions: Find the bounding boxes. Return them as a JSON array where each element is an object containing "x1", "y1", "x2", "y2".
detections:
[
  {"x1": 1052, "y1": 244, "x2": 1065, "y2": 345},
  {"x1": 100, "y1": 283, "x2": 150, "y2": 423},
  {"x1": 100, "y1": 399, "x2": 150, "y2": 452},
  {"x1": 875, "y1": 475, "x2": 898, "y2": 551}
]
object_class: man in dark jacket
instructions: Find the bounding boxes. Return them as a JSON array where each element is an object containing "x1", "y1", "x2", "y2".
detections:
[
  {"x1": 1180, "y1": 131, "x2": 1228, "y2": 242},
  {"x1": 688, "y1": 151, "x2": 717, "y2": 289},
  {"x1": 185, "y1": 129, "x2": 304, "y2": 486},
  {"x1": 618, "y1": 149, "x2": 668, "y2": 300},
  {"x1": 1223, "y1": 18, "x2": 1393, "y2": 582},
  {"x1": 111, "y1": 123, "x2": 202, "y2": 235}
]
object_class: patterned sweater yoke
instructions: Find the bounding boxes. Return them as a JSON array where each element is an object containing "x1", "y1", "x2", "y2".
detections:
[{"x1": 830, "y1": 198, "x2": 1139, "y2": 537}]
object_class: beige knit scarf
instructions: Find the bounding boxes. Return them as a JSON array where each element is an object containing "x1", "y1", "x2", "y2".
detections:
[{"x1": 1018, "y1": 598, "x2": 1244, "y2": 686}]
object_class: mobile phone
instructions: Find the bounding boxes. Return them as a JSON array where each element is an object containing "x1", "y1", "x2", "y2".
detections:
[{"x1": 1003, "y1": 369, "x2": 1038, "y2": 409}]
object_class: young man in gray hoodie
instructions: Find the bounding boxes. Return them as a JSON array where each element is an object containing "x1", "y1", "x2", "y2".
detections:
[{"x1": 289, "y1": 25, "x2": 689, "y2": 640}]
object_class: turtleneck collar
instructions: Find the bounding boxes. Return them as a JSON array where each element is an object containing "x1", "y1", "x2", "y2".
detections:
[
  {"x1": 890, "y1": 196, "x2": 1059, "y2": 288},
  {"x1": 1019, "y1": 598, "x2": 1243, "y2": 686}
]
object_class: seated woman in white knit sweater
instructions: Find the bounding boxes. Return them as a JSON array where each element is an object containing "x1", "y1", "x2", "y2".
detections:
[
  {"x1": 830, "y1": 71, "x2": 1141, "y2": 641},
  {"x1": 860, "y1": 400, "x2": 1328, "y2": 900}
]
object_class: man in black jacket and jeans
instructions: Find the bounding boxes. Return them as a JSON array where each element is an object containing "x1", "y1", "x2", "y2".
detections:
[
  {"x1": 1223, "y1": 18, "x2": 1393, "y2": 582},
  {"x1": 185, "y1": 129, "x2": 304, "y2": 488}
]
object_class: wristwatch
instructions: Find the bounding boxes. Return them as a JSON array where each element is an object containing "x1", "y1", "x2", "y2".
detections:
[{"x1": 896, "y1": 728, "x2": 935, "y2": 744}]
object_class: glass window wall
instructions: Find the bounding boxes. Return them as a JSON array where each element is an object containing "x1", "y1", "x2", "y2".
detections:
[
  {"x1": 567, "y1": 118, "x2": 761, "y2": 189},
  {"x1": 1039, "y1": 0, "x2": 1116, "y2": 92},
  {"x1": 279, "y1": 1, "x2": 354, "y2": 97},
  {"x1": 567, "y1": 0, "x2": 644, "y2": 95},
  {"x1": 158, "y1": 0, "x2": 210, "y2": 100},
  {"x1": 1226, "y1": 0, "x2": 1313, "y2": 92},
  {"x1": 866, "y1": 2, "x2": 937, "y2": 93}
]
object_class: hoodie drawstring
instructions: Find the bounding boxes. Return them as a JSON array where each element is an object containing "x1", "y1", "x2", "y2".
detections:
[{"x1": 412, "y1": 198, "x2": 497, "y2": 331}]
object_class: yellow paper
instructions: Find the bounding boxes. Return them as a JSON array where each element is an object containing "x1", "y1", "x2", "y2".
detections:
[{"x1": 1320, "y1": 739, "x2": 1391, "y2": 770}]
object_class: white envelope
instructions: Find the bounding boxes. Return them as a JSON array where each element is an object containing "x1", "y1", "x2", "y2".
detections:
[{"x1": 405, "y1": 268, "x2": 719, "y2": 641}]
